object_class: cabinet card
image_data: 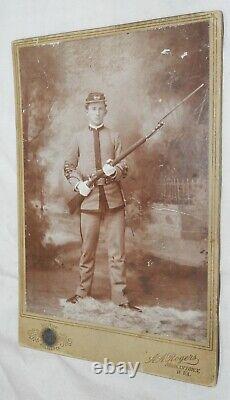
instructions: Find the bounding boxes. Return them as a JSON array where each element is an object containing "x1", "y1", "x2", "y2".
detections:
[{"x1": 13, "y1": 10, "x2": 222, "y2": 385}]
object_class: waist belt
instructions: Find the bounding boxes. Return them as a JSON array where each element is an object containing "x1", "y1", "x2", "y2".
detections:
[{"x1": 96, "y1": 177, "x2": 107, "y2": 186}]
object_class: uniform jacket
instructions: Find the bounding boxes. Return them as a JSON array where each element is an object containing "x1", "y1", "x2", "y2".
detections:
[{"x1": 65, "y1": 126, "x2": 128, "y2": 211}]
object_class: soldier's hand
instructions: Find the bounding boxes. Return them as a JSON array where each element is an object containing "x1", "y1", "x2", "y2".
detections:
[
  {"x1": 103, "y1": 159, "x2": 116, "y2": 177},
  {"x1": 76, "y1": 181, "x2": 92, "y2": 197}
]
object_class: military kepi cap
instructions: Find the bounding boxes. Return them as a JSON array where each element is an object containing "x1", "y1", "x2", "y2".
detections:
[{"x1": 85, "y1": 92, "x2": 106, "y2": 105}]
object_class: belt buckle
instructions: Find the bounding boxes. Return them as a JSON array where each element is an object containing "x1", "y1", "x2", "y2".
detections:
[{"x1": 97, "y1": 177, "x2": 106, "y2": 186}]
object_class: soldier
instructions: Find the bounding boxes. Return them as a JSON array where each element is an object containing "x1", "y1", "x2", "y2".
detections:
[{"x1": 64, "y1": 92, "x2": 141, "y2": 311}]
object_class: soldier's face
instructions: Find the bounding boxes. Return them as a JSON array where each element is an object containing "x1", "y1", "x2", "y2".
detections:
[{"x1": 86, "y1": 102, "x2": 107, "y2": 126}]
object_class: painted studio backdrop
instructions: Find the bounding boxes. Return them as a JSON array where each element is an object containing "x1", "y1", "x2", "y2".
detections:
[{"x1": 19, "y1": 21, "x2": 209, "y2": 342}]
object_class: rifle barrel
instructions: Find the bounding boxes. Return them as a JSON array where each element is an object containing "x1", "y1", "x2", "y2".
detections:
[{"x1": 90, "y1": 134, "x2": 149, "y2": 183}]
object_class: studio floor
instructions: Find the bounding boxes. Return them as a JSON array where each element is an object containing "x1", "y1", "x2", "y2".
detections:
[{"x1": 26, "y1": 245, "x2": 207, "y2": 342}]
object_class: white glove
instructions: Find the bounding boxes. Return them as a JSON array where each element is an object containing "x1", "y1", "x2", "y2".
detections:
[
  {"x1": 76, "y1": 181, "x2": 92, "y2": 197},
  {"x1": 103, "y1": 159, "x2": 117, "y2": 177}
]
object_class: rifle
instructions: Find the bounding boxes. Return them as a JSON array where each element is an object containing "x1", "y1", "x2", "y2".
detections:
[{"x1": 67, "y1": 83, "x2": 204, "y2": 214}]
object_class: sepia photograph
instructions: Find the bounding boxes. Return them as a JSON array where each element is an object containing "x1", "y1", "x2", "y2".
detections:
[{"x1": 17, "y1": 18, "x2": 212, "y2": 344}]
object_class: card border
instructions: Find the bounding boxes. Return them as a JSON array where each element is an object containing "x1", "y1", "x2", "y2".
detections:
[{"x1": 12, "y1": 10, "x2": 223, "y2": 386}]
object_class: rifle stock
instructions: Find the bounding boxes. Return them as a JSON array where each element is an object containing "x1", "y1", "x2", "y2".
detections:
[{"x1": 67, "y1": 193, "x2": 85, "y2": 215}]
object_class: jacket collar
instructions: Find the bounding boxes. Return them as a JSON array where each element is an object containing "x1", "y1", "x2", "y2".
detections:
[{"x1": 89, "y1": 123, "x2": 104, "y2": 132}]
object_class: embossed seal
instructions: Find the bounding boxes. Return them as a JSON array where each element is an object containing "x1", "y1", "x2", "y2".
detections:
[
  {"x1": 28, "y1": 324, "x2": 72, "y2": 350},
  {"x1": 41, "y1": 327, "x2": 57, "y2": 347}
]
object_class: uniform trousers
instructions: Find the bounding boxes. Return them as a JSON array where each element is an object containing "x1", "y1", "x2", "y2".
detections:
[{"x1": 76, "y1": 207, "x2": 128, "y2": 305}]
